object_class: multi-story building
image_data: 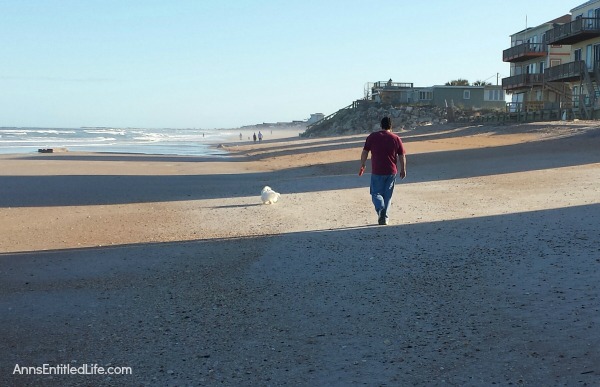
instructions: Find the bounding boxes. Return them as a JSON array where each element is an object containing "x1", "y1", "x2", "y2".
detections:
[
  {"x1": 504, "y1": 1, "x2": 600, "y2": 118},
  {"x1": 544, "y1": 0, "x2": 600, "y2": 118},
  {"x1": 502, "y1": 15, "x2": 571, "y2": 112}
]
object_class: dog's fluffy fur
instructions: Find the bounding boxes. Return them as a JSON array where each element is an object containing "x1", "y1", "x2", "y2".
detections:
[{"x1": 261, "y1": 186, "x2": 280, "y2": 204}]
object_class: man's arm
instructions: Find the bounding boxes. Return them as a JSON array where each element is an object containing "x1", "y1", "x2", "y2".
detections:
[
  {"x1": 360, "y1": 149, "x2": 369, "y2": 168},
  {"x1": 398, "y1": 154, "x2": 406, "y2": 179}
]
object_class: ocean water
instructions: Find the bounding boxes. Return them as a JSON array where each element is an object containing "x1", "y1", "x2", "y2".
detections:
[{"x1": 0, "y1": 127, "x2": 238, "y2": 156}]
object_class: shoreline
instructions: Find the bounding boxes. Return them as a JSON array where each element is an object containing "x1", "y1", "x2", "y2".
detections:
[
  {"x1": 2, "y1": 119, "x2": 590, "y2": 158},
  {"x1": 0, "y1": 127, "x2": 305, "y2": 158}
]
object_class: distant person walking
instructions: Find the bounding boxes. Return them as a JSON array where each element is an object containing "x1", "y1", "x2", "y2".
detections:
[
  {"x1": 359, "y1": 116, "x2": 407, "y2": 225},
  {"x1": 239, "y1": 133, "x2": 243, "y2": 140},
  {"x1": 258, "y1": 131, "x2": 263, "y2": 142},
  {"x1": 253, "y1": 132, "x2": 257, "y2": 142}
]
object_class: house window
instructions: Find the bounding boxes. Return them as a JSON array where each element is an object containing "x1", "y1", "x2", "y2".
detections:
[
  {"x1": 575, "y1": 48, "x2": 582, "y2": 61},
  {"x1": 419, "y1": 91, "x2": 432, "y2": 100},
  {"x1": 463, "y1": 90, "x2": 471, "y2": 100},
  {"x1": 485, "y1": 89, "x2": 504, "y2": 101}
]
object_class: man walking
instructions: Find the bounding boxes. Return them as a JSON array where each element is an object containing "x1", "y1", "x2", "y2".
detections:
[{"x1": 360, "y1": 116, "x2": 407, "y2": 225}]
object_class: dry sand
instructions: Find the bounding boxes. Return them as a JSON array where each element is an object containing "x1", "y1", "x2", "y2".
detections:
[{"x1": 0, "y1": 122, "x2": 599, "y2": 386}]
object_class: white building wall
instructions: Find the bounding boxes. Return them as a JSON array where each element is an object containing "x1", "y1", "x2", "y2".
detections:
[{"x1": 571, "y1": 0, "x2": 600, "y2": 18}]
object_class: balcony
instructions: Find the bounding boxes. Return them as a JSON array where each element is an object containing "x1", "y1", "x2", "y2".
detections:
[
  {"x1": 545, "y1": 17, "x2": 600, "y2": 45},
  {"x1": 544, "y1": 60, "x2": 586, "y2": 82},
  {"x1": 502, "y1": 73, "x2": 544, "y2": 91},
  {"x1": 372, "y1": 81, "x2": 414, "y2": 89},
  {"x1": 503, "y1": 43, "x2": 547, "y2": 63}
]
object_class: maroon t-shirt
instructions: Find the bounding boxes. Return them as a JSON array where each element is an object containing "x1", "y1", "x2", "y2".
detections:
[{"x1": 363, "y1": 130, "x2": 406, "y2": 175}]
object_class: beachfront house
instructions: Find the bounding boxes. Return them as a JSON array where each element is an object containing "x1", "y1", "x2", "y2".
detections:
[
  {"x1": 429, "y1": 85, "x2": 505, "y2": 110},
  {"x1": 543, "y1": 0, "x2": 600, "y2": 118},
  {"x1": 370, "y1": 81, "x2": 505, "y2": 110},
  {"x1": 307, "y1": 113, "x2": 325, "y2": 125},
  {"x1": 502, "y1": 15, "x2": 572, "y2": 112},
  {"x1": 503, "y1": 1, "x2": 600, "y2": 119},
  {"x1": 370, "y1": 81, "x2": 415, "y2": 104}
]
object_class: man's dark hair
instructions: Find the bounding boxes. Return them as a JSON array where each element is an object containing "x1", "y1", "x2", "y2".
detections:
[{"x1": 381, "y1": 116, "x2": 392, "y2": 130}]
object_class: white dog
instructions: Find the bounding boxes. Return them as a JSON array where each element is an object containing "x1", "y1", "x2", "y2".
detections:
[{"x1": 261, "y1": 186, "x2": 280, "y2": 204}]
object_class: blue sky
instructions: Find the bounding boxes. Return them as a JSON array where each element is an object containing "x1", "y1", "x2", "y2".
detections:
[{"x1": 0, "y1": 0, "x2": 575, "y2": 128}]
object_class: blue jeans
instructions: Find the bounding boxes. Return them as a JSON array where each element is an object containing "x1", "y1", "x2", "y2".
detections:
[{"x1": 370, "y1": 174, "x2": 396, "y2": 219}]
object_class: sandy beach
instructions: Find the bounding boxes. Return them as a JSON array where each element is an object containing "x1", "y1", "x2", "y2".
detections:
[{"x1": 1, "y1": 122, "x2": 599, "y2": 386}]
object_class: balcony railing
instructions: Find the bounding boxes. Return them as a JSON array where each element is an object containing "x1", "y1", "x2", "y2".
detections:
[
  {"x1": 372, "y1": 81, "x2": 414, "y2": 89},
  {"x1": 544, "y1": 60, "x2": 586, "y2": 82},
  {"x1": 545, "y1": 17, "x2": 600, "y2": 45},
  {"x1": 503, "y1": 43, "x2": 547, "y2": 62},
  {"x1": 502, "y1": 73, "x2": 544, "y2": 90}
]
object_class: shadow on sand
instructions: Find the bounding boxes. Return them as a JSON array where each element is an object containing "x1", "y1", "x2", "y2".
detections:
[{"x1": 1, "y1": 204, "x2": 598, "y2": 385}]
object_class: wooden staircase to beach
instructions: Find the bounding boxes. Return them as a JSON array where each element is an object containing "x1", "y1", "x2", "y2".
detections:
[
  {"x1": 544, "y1": 81, "x2": 582, "y2": 119},
  {"x1": 304, "y1": 100, "x2": 367, "y2": 136}
]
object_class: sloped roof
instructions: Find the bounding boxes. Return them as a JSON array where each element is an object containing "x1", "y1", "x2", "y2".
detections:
[
  {"x1": 572, "y1": 0, "x2": 600, "y2": 13},
  {"x1": 547, "y1": 14, "x2": 572, "y2": 24},
  {"x1": 510, "y1": 14, "x2": 571, "y2": 37}
]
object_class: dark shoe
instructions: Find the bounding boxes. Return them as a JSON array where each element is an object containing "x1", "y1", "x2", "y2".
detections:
[{"x1": 378, "y1": 209, "x2": 387, "y2": 225}]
